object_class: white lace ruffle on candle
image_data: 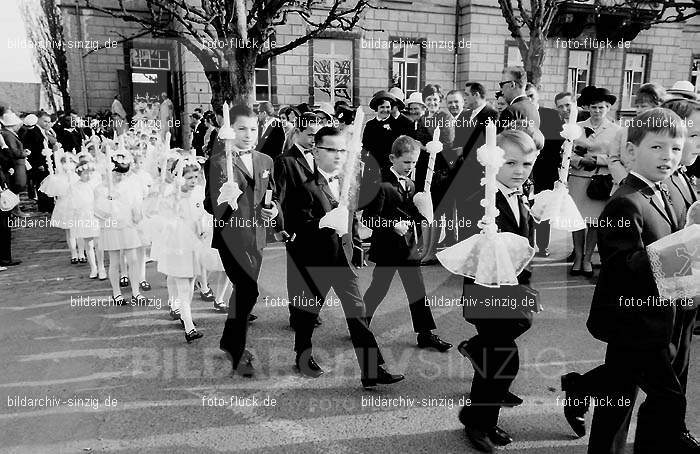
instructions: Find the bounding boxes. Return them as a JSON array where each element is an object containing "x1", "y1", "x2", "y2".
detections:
[
  {"x1": 531, "y1": 181, "x2": 586, "y2": 232},
  {"x1": 38, "y1": 175, "x2": 69, "y2": 197},
  {"x1": 437, "y1": 232, "x2": 535, "y2": 287},
  {"x1": 646, "y1": 224, "x2": 700, "y2": 302}
]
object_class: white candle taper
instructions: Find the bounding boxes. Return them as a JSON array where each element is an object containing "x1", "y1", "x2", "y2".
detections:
[
  {"x1": 340, "y1": 106, "x2": 365, "y2": 207},
  {"x1": 424, "y1": 127, "x2": 440, "y2": 193}
]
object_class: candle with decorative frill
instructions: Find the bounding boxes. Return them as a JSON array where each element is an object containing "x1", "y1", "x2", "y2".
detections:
[
  {"x1": 478, "y1": 119, "x2": 501, "y2": 233},
  {"x1": 339, "y1": 106, "x2": 365, "y2": 207},
  {"x1": 218, "y1": 101, "x2": 236, "y2": 182}
]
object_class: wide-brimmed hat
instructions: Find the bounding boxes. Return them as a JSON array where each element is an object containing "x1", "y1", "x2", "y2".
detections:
[
  {"x1": 0, "y1": 111, "x2": 22, "y2": 127},
  {"x1": 587, "y1": 87, "x2": 616, "y2": 106},
  {"x1": 405, "y1": 92, "x2": 426, "y2": 108},
  {"x1": 577, "y1": 85, "x2": 598, "y2": 107},
  {"x1": 667, "y1": 80, "x2": 698, "y2": 100},
  {"x1": 313, "y1": 102, "x2": 335, "y2": 121},
  {"x1": 369, "y1": 90, "x2": 401, "y2": 111},
  {"x1": 23, "y1": 114, "x2": 38, "y2": 127}
]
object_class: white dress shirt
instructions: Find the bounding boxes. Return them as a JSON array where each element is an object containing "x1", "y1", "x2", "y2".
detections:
[
  {"x1": 317, "y1": 167, "x2": 340, "y2": 200},
  {"x1": 390, "y1": 166, "x2": 408, "y2": 191},
  {"x1": 295, "y1": 141, "x2": 315, "y2": 171},
  {"x1": 233, "y1": 146, "x2": 254, "y2": 176},
  {"x1": 497, "y1": 180, "x2": 522, "y2": 226},
  {"x1": 469, "y1": 103, "x2": 486, "y2": 123},
  {"x1": 629, "y1": 171, "x2": 665, "y2": 207}
]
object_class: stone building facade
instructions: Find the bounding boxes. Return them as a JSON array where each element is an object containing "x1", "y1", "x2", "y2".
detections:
[{"x1": 59, "y1": 0, "x2": 700, "y2": 141}]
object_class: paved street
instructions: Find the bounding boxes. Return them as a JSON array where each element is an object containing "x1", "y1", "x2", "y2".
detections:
[{"x1": 1, "y1": 213, "x2": 698, "y2": 454}]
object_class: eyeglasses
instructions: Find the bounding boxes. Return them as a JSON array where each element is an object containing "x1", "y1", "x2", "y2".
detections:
[
  {"x1": 316, "y1": 146, "x2": 347, "y2": 153},
  {"x1": 498, "y1": 80, "x2": 514, "y2": 89}
]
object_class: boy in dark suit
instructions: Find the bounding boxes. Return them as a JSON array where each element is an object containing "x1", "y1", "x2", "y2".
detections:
[
  {"x1": 204, "y1": 104, "x2": 282, "y2": 378},
  {"x1": 286, "y1": 126, "x2": 404, "y2": 388},
  {"x1": 274, "y1": 112, "x2": 324, "y2": 326},
  {"x1": 457, "y1": 129, "x2": 539, "y2": 453},
  {"x1": 561, "y1": 108, "x2": 691, "y2": 454},
  {"x1": 362, "y1": 135, "x2": 451, "y2": 351}
]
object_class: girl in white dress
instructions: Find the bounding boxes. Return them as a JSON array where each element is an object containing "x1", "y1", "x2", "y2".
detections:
[
  {"x1": 94, "y1": 150, "x2": 146, "y2": 305},
  {"x1": 71, "y1": 154, "x2": 106, "y2": 279},
  {"x1": 129, "y1": 149, "x2": 154, "y2": 292},
  {"x1": 157, "y1": 156, "x2": 204, "y2": 343},
  {"x1": 46, "y1": 151, "x2": 84, "y2": 264}
]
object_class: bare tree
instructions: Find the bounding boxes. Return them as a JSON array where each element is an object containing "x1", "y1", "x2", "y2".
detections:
[
  {"x1": 496, "y1": 0, "x2": 698, "y2": 85},
  {"x1": 20, "y1": 0, "x2": 71, "y2": 112},
  {"x1": 84, "y1": 0, "x2": 379, "y2": 109}
]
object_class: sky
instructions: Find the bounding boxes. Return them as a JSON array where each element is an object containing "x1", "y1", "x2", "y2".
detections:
[{"x1": 0, "y1": 0, "x2": 41, "y2": 82}]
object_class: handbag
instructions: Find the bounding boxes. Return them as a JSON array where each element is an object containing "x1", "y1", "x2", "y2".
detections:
[
  {"x1": 587, "y1": 170, "x2": 614, "y2": 201},
  {"x1": 0, "y1": 182, "x2": 19, "y2": 212}
]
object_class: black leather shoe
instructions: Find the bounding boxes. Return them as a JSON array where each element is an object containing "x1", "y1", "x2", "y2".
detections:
[
  {"x1": 213, "y1": 301, "x2": 228, "y2": 312},
  {"x1": 235, "y1": 350, "x2": 255, "y2": 377},
  {"x1": 200, "y1": 289, "x2": 215, "y2": 301},
  {"x1": 248, "y1": 313, "x2": 258, "y2": 322},
  {"x1": 169, "y1": 309, "x2": 181, "y2": 320},
  {"x1": 680, "y1": 431, "x2": 700, "y2": 453},
  {"x1": 295, "y1": 355, "x2": 324, "y2": 378},
  {"x1": 458, "y1": 339, "x2": 477, "y2": 365},
  {"x1": 185, "y1": 329, "x2": 203, "y2": 343},
  {"x1": 417, "y1": 332, "x2": 452, "y2": 352},
  {"x1": 139, "y1": 280, "x2": 151, "y2": 291},
  {"x1": 561, "y1": 372, "x2": 588, "y2": 437},
  {"x1": 535, "y1": 249, "x2": 550, "y2": 258},
  {"x1": 119, "y1": 276, "x2": 130, "y2": 288},
  {"x1": 361, "y1": 366, "x2": 405, "y2": 388},
  {"x1": 487, "y1": 426, "x2": 513, "y2": 446},
  {"x1": 464, "y1": 426, "x2": 494, "y2": 453},
  {"x1": 502, "y1": 391, "x2": 523, "y2": 407},
  {"x1": 0, "y1": 260, "x2": 21, "y2": 266}
]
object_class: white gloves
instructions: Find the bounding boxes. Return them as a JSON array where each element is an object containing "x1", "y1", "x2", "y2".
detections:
[
  {"x1": 319, "y1": 206, "x2": 349, "y2": 236},
  {"x1": 413, "y1": 191, "x2": 434, "y2": 223},
  {"x1": 393, "y1": 220, "x2": 411, "y2": 236},
  {"x1": 217, "y1": 181, "x2": 243, "y2": 210}
]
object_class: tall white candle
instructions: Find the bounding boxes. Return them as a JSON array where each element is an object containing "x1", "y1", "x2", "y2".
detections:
[
  {"x1": 222, "y1": 102, "x2": 230, "y2": 128},
  {"x1": 568, "y1": 102, "x2": 578, "y2": 126},
  {"x1": 485, "y1": 119, "x2": 496, "y2": 149}
]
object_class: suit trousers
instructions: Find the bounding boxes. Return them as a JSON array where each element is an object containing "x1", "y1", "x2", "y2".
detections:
[
  {"x1": 535, "y1": 220, "x2": 551, "y2": 252},
  {"x1": 0, "y1": 210, "x2": 11, "y2": 262},
  {"x1": 28, "y1": 168, "x2": 54, "y2": 212},
  {"x1": 217, "y1": 243, "x2": 263, "y2": 367},
  {"x1": 289, "y1": 263, "x2": 385, "y2": 380},
  {"x1": 363, "y1": 262, "x2": 436, "y2": 333},
  {"x1": 460, "y1": 318, "x2": 528, "y2": 430},
  {"x1": 586, "y1": 345, "x2": 685, "y2": 454}
]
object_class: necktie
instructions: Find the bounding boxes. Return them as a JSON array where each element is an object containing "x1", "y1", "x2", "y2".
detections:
[
  {"x1": 236, "y1": 149, "x2": 252, "y2": 156},
  {"x1": 327, "y1": 175, "x2": 339, "y2": 182},
  {"x1": 507, "y1": 188, "x2": 523, "y2": 198},
  {"x1": 655, "y1": 182, "x2": 678, "y2": 229}
]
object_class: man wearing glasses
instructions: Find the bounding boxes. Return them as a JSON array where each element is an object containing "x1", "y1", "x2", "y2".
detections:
[
  {"x1": 497, "y1": 66, "x2": 541, "y2": 133},
  {"x1": 285, "y1": 126, "x2": 405, "y2": 388}
]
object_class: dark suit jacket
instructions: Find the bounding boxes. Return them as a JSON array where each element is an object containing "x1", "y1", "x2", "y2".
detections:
[
  {"x1": 286, "y1": 170, "x2": 358, "y2": 271},
  {"x1": 55, "y1": 127, "x2": 81, "y2": 154},
  {"x1": 257, "y1": 120, "x2": 286, "y2": 161},
  {"x1": 20, "y1": 126, "x2": 47, "y2": 168},
  {"x1": 668, "y1": 169, "x2": 698, "y2": 210},
  {"x1": 363, "y1": 169, "x2": 422, "y2": 264},
  {"x1": 391, "y1": 113, "x2": 415, "y2": 138},
  {"x1": 362, "y1": 116, "x2": 400, "y2": 173},
  {"x1": 455, "y1": 105, "x2": 499, "y2": 160},
  {"x1": 587, "y1": 174, "x2": 684, "y2": 349},
  {"x1": 532, "y1": 106, "x2": 564, "y2": 192},
  {"x1": 192, "y1": 121, "x2": 207, "y2": 155},
  {"x1": 203, "y1": 139, "x2": 282, "y2": 252},
  {"x1": 462, "y1": 189, "x2": 534, "y2": 321},
  {"x1": 498, "y1": 95, "x2": 541, "y2": 132},
  {"x1": 274, "y1": 144, "x2": 315, "y2": 232}
]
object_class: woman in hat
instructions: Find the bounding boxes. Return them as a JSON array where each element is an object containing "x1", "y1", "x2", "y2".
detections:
[
  {"x1": 0, "y1": 111, "x2": 30, "y2": 205},
  {"x1": 569, "y1": 86, "x2": 622, "y2": 277},
  {"x1": 362, "y1": 90, "x2": 403, "y2": 183}
]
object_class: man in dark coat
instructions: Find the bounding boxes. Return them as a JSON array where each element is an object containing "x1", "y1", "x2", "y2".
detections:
[{"x1": 256, "y1": 101, "x2": 286, "y2": 160}]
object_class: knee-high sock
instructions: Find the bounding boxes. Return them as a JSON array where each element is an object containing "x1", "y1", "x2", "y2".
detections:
[
  {"x1": 95, "y1": 239, "x2": 105, "y2": 271},
  {"x1": 108, "y1": 251, "x2": 121, "y2": 297},
  {"x1": 85, "y1": 239, "x2": 97, "y2": 274},
  {"x1": 123, "y1": 248, "x2": 142, "y2": 297},
  {"x1": 176, "y1": 277, "x2": 195, "y2": 332},
  {"x1": 167, "y1": 276, "x2": 180, "y2": 311},
  {"x1": 134, "y1": 247, "x2": 147, "y2": 282},
  {"x1": 67, "y1": 230, "x2": 79, "y2": 259},
  {"x1": 212, "y1": 271, "x2": 231, "y2": 303}
]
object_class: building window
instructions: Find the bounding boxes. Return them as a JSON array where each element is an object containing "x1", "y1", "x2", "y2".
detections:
[
  {"x1": 313, "y1": 39, "x2": 353, "y2": 105},
  {"x1": 567, "y1": 50, "x2": 591, "y2": 98},
  {"x1": 254, "y1": 60, "x2": 271, "y2": 102},
  {"x1": 506, "y1": 45, "x2": 522, "y2": 67},
  {"x1": 130, "y1": 49, "x2": 170, "y2": 70},
  {"x1": 622, "y1": 52, "x2": 648, "y2": 109},
  {"x1": 391, "y1": 41, "x2": 421, "y2": 97},
  {"x1": 691, "y1": 57, "x2": 700, "y2": 93}
]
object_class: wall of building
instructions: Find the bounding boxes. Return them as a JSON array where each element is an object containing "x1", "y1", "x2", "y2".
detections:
[{"x1": 0, "y1": 82, "x2": 41, "y2": 113}]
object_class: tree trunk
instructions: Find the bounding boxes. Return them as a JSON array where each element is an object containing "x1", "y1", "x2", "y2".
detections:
[
  {"x1": 524, "y1": 33, "x2": 545, "y2": 86},
  {"x1": 206, "y1": 49, "x2": 256, "y2": 111}
]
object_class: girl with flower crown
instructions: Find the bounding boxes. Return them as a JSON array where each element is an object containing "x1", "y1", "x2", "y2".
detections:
[
  {"x1": 128, "y1": 146, "x2": 154, "y2": 293},
  {"x1": 156, "y1": 156, "x2": 204, "y2": 343},
  {"x1": 94, "y1": 148, "x2": 147, "y2": 305},
  {"x1": 71, "y1": 153, "x2": 107, "y2": 279}
]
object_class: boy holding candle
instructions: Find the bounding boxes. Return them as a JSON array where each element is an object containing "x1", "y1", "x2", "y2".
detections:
[
  {"x1": 361, "y1": 135, "x2": 452, "y2": 352},
  {"x1": 458, "y1": 128, "x2": 538, "y2": 453},
  {"x1": 204, "y1": 103, "x2": 282, "y2": 377},
  {"x1": 286, "y1": 126, "x2": 404, "y2": 388},
  {"x1": 560, "y1": 108, "x2": 693, "y2": 453}
]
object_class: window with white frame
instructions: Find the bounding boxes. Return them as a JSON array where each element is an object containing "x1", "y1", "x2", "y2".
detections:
[
  {"x1": 130, "y1": 49, "x2": 170, "y2": 70},
  {"x1": 254, "y1": 60, "x2": 271, "y2": 102},
  {"x1": 567, "y1": 50, "x2": 591, "y2": 98},
  {"x1": 691, "y1": 57, "x2": 700, "y2": 94},
  {"x1": 622, "y1": 53, "x2": 648, "y2": 109},
  {"x1": 312, "y1": 39, "x2": 353, "y2": 105},
  {"x1": 392, "y1": 41, "x2": 421, "y2": 97}
]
